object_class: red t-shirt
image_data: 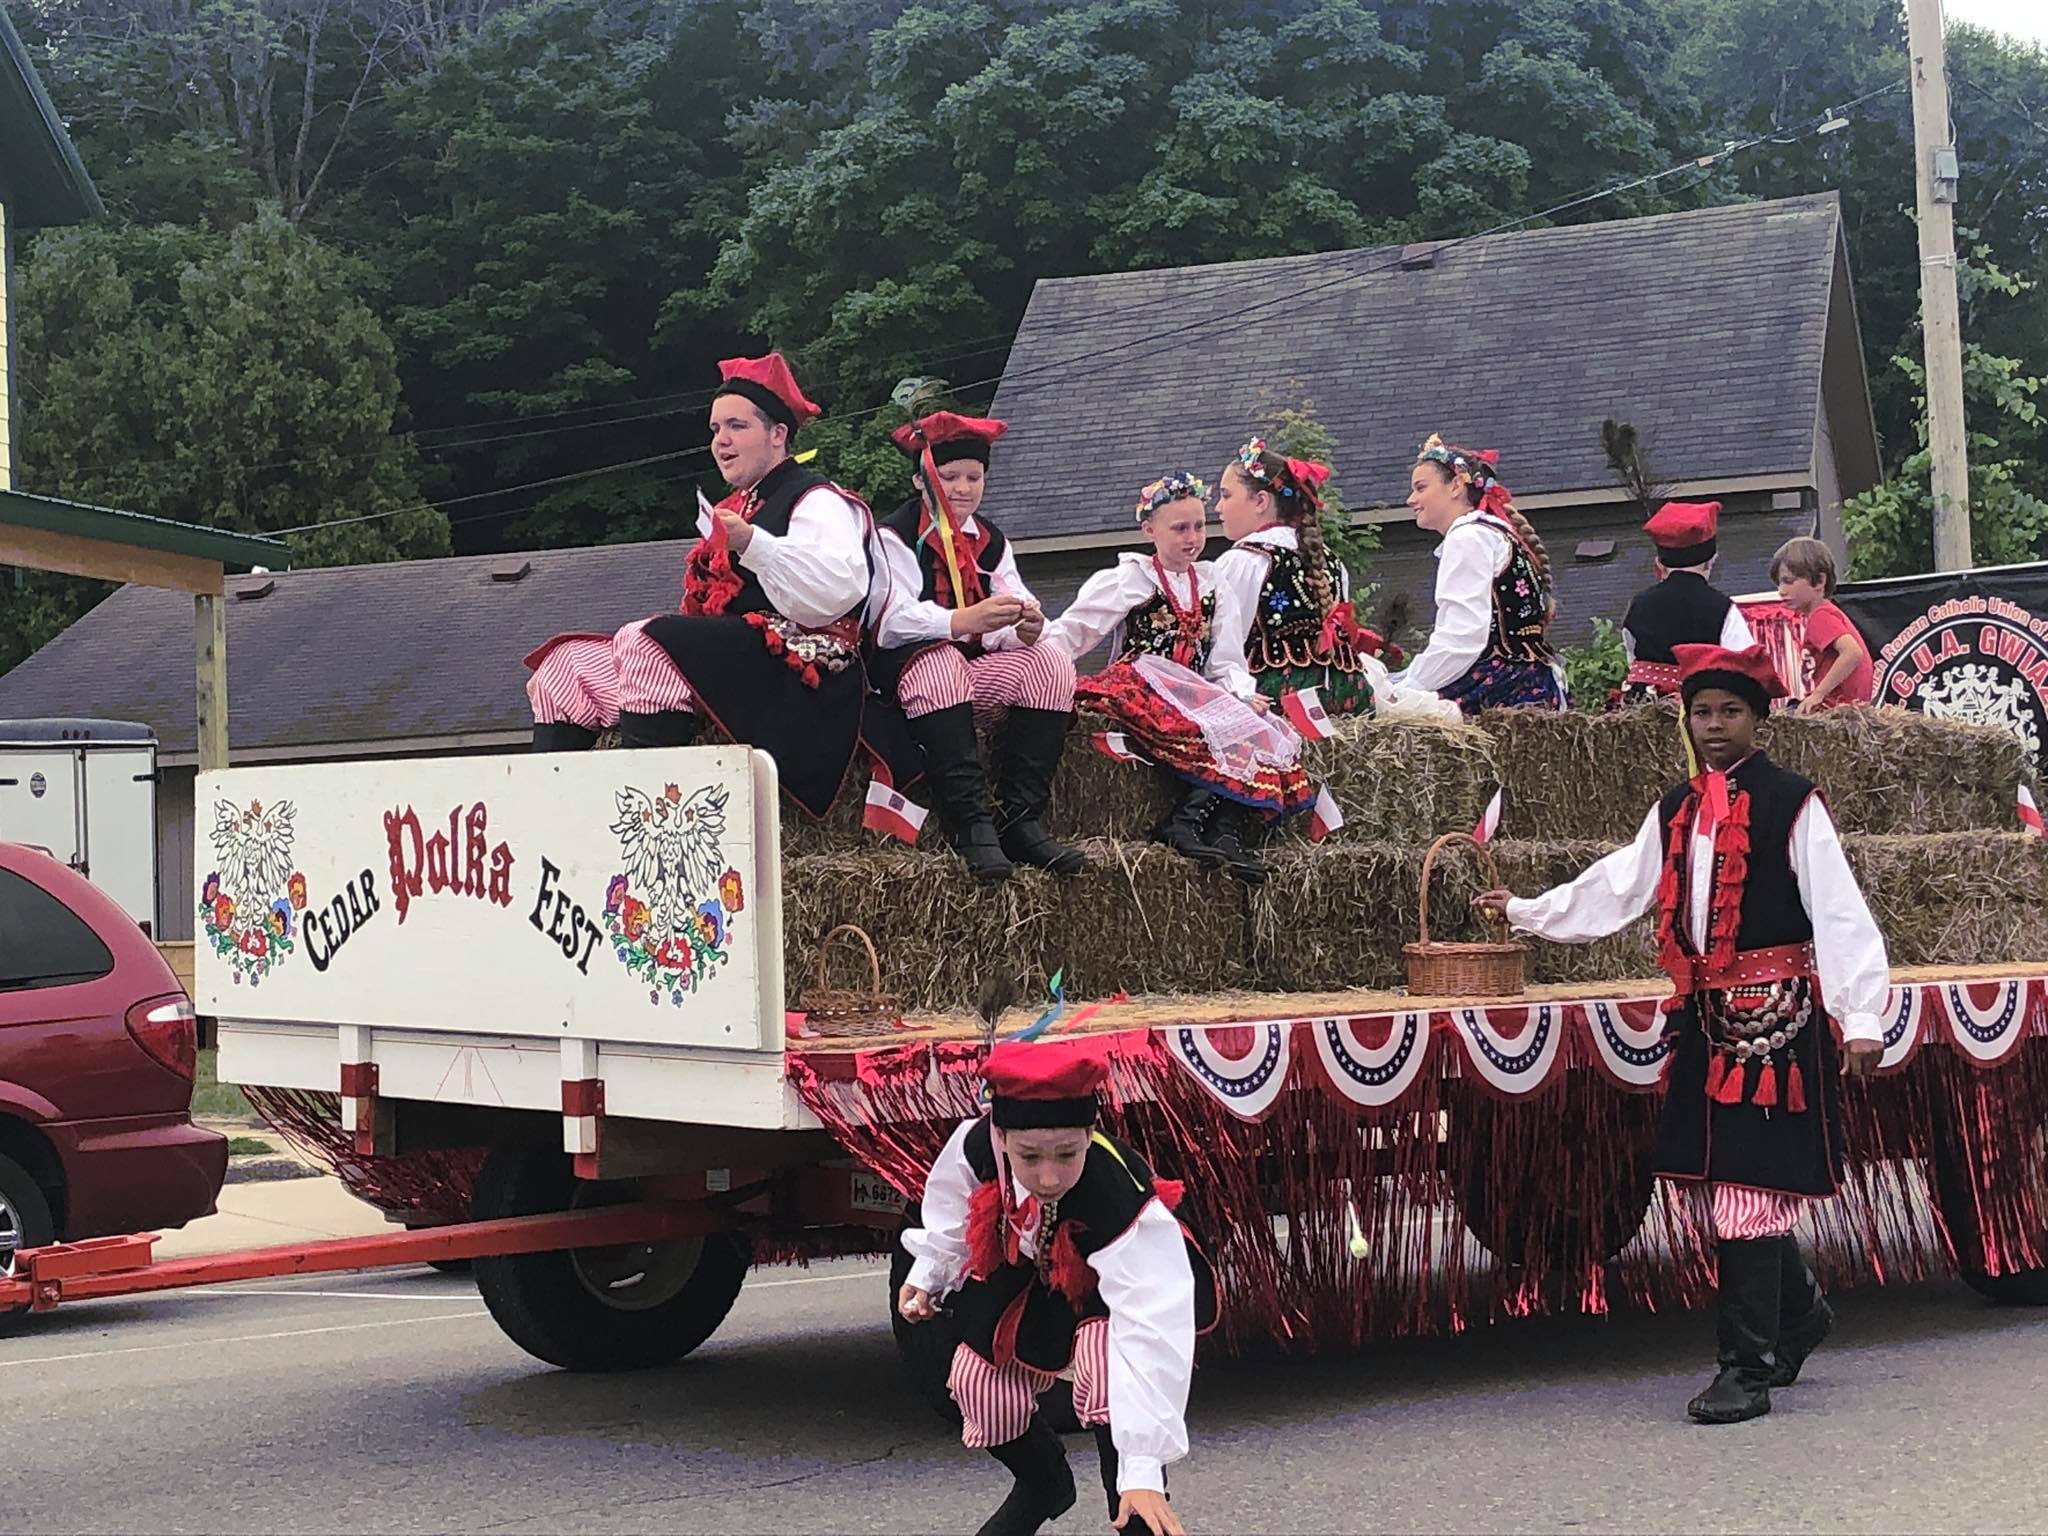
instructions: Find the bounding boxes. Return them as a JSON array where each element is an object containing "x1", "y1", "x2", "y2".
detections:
[{"x1": 1801, "y1": 600, "x2": 1873, "y2": 706}]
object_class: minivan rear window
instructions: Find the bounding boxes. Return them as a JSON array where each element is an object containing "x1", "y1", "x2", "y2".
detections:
[{"x1": 0, "y1": 868, "x2": 116, "y2": 990}]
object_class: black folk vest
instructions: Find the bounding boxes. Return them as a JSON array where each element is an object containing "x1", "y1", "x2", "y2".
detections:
[
  {"x1": 869, "y1": 498, "x2": 1013, "y2": 695},
  {"x1": 1624, "y1": 574, "x2": 1737, "y2": 665}
]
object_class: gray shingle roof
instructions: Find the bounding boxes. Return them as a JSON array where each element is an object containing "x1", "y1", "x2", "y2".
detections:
[
  {"x1": 979, "y1": 194, "x2": 1861, "y2": 542},
  {"x1": 0, "y1": 541, "x2": 693, "y2": 756}
]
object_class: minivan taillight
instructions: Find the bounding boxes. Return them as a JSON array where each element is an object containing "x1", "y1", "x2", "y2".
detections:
[{"x1": 126, "y1": 995, "x2": 198, "y2": 1081}]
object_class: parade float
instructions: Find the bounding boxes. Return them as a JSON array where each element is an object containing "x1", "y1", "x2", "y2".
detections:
[{"x1": 33, "y1": 697, "x2": 2016, "y2": 1385}]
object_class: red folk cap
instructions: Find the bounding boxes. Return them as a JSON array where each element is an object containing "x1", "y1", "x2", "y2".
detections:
[
  {"x1": 891, "y1": 411, "x2": 1008, "y2": 466},
  {"x1": 1674, "y1": 642, "x2": 1787, "y2": 714},
  {"x1": 1644, "y1": 500, "x2": 1721, "y2": 567},
  {"x1": 985, "y1": 1037, "x2": 1109, "y2": 1129},
  {"x1": 716, "y1": 353, "x2": 821, "y2": 432}
]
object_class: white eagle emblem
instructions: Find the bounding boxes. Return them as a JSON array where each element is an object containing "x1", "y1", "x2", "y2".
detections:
[
  {"x1": 609, "y1": 783, "x2": 728, "y2": 938},
  {"x1": 210, "y1": 798, "x2": 297, "y2": 905}
]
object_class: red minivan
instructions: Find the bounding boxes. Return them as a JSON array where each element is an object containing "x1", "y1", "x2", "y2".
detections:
[{"x1": 0, "y1": 843, "x2": 227, "y2": 1276}]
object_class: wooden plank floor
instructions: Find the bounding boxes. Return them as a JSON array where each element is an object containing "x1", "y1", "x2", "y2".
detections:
[{"x1": 788, "y1": 960, "x2": 2048, "y2": 1051}]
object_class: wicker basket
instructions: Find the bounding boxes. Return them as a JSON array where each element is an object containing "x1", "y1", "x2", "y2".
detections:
[
  {"x1": 798, "y1": 923, "x2": 904, "y2": 1037},
  {"x1": 1402, "y1": 832, "x2": 1527, "y2": 998}
]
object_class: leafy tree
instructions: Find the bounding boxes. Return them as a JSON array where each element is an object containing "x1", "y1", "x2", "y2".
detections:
[
  {"x1": 1842, "y1": 247, "x2": 2048, "y2": 578},
  {"x1": 3, "y1": 209, "x2": 444, "y2": 669}
]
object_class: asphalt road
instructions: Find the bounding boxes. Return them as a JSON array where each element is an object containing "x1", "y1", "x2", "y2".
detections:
[{"x1": 7, "y1": 1255, "x2": 2048, "y2": 1535}]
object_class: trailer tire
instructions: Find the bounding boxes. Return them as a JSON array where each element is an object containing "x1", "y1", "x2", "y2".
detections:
[
  {"x1": 1453, "y1": 1081, "x2": 1657, "y2": 1270},
  {"x1": 0, "y1": 1151, "x2": 57, "y2": 1330},
  {"x1": 1928, "y1": 1117, "x2": 2048, "y2": 1306},
  {"x1": 888, "y1": 1206, "x2": 1082, "y2": 1434},
  {"x1": 470, "y1": 1147, "x2": 747, "y2": 1371}
]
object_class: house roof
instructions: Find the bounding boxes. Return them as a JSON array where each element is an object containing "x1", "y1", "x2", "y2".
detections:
[
  {"x1": 978, "y1": 193, "x2": 1879, "y2": 545},
  {"x1": 0, "y1": 491, "x2": 290, "y2": 572},
  {"x1": 0, "y1": 9, "x2": 102, "y2": 226},
  {"x1": 0, "y1": 540, "x2": 694, "y2": 761}
]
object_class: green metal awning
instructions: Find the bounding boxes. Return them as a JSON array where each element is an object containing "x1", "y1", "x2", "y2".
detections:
[
  {"x1": 0, "y1": 8, "x2": 103, "y2": 227},
  {"x1": 0, "y1": 490, "x2": 290, "y2": 570}
]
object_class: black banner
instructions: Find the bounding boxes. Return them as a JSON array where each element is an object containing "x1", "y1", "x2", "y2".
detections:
[{"x1": 1834, "y1": 562, "x2": 2048, "y2": 773}]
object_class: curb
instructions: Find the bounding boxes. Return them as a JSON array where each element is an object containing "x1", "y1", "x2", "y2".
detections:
[{"x1": 223, "y1": 1156, "x2": 324, "y2": 1185}]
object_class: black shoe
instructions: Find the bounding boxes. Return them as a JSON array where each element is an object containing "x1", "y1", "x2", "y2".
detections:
[
  {"x1": 1153, "y1": 785, "x2": 1224, "y2": 864},
  {"x1": 908, "y1": 704, "x2": 1013, "y2": 883},
  {"x1": 1771, "y1": 1235, "x2": 1834, "y2": 1387},
  {"x1": 1091, "y1": 1426, "x2": 1162, "y2": 1535},
  {"x1": 1205, "y1": 801, "x2": 1269, "y2": 887},
  {"x1": 1688, "y1": 1237, "x2": 1780, "y2": 1424},
  {"x1": 977, "y1": 1417, "x2": 1076, "y2": 1536},
  {"x1": 531, "y1": 722, "x2": 598, "y2": 752},
  {"x1": 618, "y1": 710, "x2": 702, "y2": 749},
  {"x1": 994, "y1": 708, "x2": 1086, "y2": 875}
]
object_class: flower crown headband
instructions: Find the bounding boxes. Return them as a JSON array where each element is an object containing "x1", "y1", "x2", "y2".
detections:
[
  {"x1": 1417, "y1": 432, "x2": 1501, "y2": 488},
  {"x1": 1135, "y1": 470, "x2": 1209, "y2": 521},
  {"x1": 1237, "y1": 437, "x2": 1333, "y2": 501}
]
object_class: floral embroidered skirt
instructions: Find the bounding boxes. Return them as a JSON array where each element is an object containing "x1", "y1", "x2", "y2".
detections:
[
  {"x1": 1253, "y1": 660, "x2": 1377, "y2": 718},
  {"x1": 1077, "y1": 660, "x2": 1315, "y2": 816},
  {"x1": 1437, "y1": 656, "x2": 1564, "y2": 715}
]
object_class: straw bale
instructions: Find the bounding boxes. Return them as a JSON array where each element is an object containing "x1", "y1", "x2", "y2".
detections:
[{"x1": 1484, "y1": 703, "x2": 2031, "y2": 842}]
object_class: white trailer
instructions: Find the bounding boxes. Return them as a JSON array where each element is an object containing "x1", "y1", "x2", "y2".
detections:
[{"x1": 0, "y1": 719, "x2": 159, "y2": 933}]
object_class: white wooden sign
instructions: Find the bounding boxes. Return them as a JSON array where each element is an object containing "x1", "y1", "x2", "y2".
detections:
[{"x1": 194, "y1": 748, "x2": 782, "y2": 1051}]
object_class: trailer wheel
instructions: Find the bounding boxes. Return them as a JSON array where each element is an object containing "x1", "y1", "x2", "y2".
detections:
[
  {"x1": 470, "y1": 1147, "x2": 747, "y2": 1371},
  {"x1": 1928, "y1": 1115, "x2": 2048, "y2": 1306},
  {"x1": 1453, "y1": 1081, "x2": 1657, "y2": 1270},
  {"x1": 888, "y1": 1206, "x2": 1082, "y2": 1434}
]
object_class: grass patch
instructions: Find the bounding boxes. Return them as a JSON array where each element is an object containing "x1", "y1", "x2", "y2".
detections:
[
  {"x1": 225, "y1": 1136, "x2": 275, "y2": 1156},
  {"x1": 192, "y1": 1048, "x2": 255, "y2": 1121}
]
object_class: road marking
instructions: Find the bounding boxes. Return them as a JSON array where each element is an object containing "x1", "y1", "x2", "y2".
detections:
[
  {"x1": 0, "y1": 1308, "x2": 489, "y2": 1368},
  {"x1": 748, "y1": 1268, "x2": 886, "y2": 1290}
]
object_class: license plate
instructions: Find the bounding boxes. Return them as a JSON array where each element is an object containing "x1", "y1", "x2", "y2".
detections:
[{"x1": 849, "y1": 1172, "x2": 905, "y2": 1215}]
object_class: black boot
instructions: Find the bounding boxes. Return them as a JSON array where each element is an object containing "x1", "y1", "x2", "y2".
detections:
[
  {"x1": 619, "y1": 710, "x2": 702, "y2": 749},
  {"x1": 977, "y1": 1416, "x2": 1076, "y2": 1536},
  {"x1": 1687, "y1": 1237, "x2": 1780, "y2": 1424},
  {"x1": 1770, "y1": 1235, "x2": 1834, "y2": 1387},
  {"x1": 993, "y1": 708, "x2": 1087, "y2": 875},
  {"x1": 1153, "y1": 782, "x2": 1224, "y2": 865},
  {"x1": 531, "y1": 722, "x2": 598, "y2": 753},
  {"x1": 908, "y1": 704, "x2": 1012, "y2": 883},
  {"x1": 1091, "y1": 1426, "x2": 1164, "y2": 1535},
  {"x1": 1205, "y1": 801, "x2": 1270, "y2": 887}
]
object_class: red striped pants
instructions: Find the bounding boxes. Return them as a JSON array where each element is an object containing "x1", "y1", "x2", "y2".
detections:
[
  {"x1": 526, "y1": 621, "x2": 693, "y2": 728},
  {"x1": 1709, "y1": 1183, "x2": 1801, "y2": 1240},
  {"x1": 899, "y1": 642, "x2": 1076, "y2": 721},
  {"x1": 947, "y1": 1319, "x2": 1110, "y2": 1448}
]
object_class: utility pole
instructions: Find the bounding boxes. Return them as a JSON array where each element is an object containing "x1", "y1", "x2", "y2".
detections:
[{"x1": 1905, "y1": 0, "x2": 1972, "y2": 570}]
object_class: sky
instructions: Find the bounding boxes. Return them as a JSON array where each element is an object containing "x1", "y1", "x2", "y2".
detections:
[{"x1": 1944, "y1": 0, "x2": 2048, "y2": 47}]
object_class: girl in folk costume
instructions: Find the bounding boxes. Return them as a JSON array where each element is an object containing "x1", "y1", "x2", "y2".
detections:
[
  {"x1": 898, "y1": 1037, "x2": 1216, "y2": 1536},
  {"x1": 1387, "y1": 434, "x2": 1566, "y2": 713},
  {"x1": 1475, "y1": 644, "x2": 1888, "y2": 1425},
  {"x1": 871, "y1": 411, "x2": 1084, "y2": 883},
  {"x1": 1046, "y1": 471, "x2": 1314, "y2": 886}
]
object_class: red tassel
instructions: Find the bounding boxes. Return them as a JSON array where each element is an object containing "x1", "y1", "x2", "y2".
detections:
[
  {"x1": 1048, "y1": 1222, "x2": 1098, "y2": 1306},
  {"x1": 1153, "y1": 1177, "x2": 1186, "y2": 1212},
  {"x1": 1704, "y1": 1052, "x2": 1726, "y2": 1099},
  {"x1": 1714, "y1": 1057, "x2": 1747, "y2": 1105},
  {"x1": 965, "y1": 1178, "x2": 1005, "y2": 1279},
  {"x1": 1787, "y1": 1057, "x2": 1807, "y2": 1113},
  {"x1": 1752, "y1": 1057, "x2": 1779, "y2": 1108}
]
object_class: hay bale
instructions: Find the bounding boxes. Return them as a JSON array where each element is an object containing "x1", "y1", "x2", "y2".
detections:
[
  {"x1": 1485, "y1": 703, "x2": 2033, "y2": 842},
  {"x1": 1845, "y1": 831, "x2": 2048, "y2": 967}
]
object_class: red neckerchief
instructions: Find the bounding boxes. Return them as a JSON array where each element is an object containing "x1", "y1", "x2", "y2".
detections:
[
  {"x1": 682, "y1": 487, "x2": 753, "y2": 616},
  {"x1": 922, "y1": 506, "x2": 991, "y2": 609},
  {"x1": 1655, "y1": 755, "x2": 1753, "y2": 989},
  {"x1": 1151, "y1": 556, "x2": 1205, "y2": 667}
]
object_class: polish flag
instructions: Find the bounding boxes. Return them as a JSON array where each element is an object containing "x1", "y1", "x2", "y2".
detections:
[
  {"x1": 863, "y1": 780, "x2": 929, "y2": 844},
  {"x1": 1281, "y1": 687, "x2": 1335, "y2": 741},
  {"x1": 2021, "y1": 785, "x2": 2045, "y2": 837},
  {"x1": 1309, "y1": 785, "x2": 1345, "y2": 844},
  {"x1": 1093, "y1": 731, "x2": 1148, "y2": 764},
  {"x1": 1472, "y1": 789, "x2": 1503, "y2": 845}
]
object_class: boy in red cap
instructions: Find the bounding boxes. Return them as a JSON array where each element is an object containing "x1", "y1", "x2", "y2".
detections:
[
  {"x1": 1475, "y1": 644, "x2": 1888, "y2": 1424},
  {"x1": 870, "y1": 410, "x2": 1085, "y2": 881},
  {"x1": 1620, "y1": 500, "x2": 1754, "y2": 702},
  {"x1": 898, "y1": 1037, "x2": 1214, "y2": 1535}
]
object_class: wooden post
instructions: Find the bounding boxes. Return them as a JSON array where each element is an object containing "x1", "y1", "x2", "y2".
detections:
[
  {"x1": 195, "y1": 592, "x2": 228, "y2": 771},
  {"x1": 1906, "y1": 0, "x2": 1972, "y2": 570}
]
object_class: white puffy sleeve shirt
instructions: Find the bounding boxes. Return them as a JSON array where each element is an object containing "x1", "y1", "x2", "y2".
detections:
[
  {"x1": 1389, "y1": 512, "x2": 1508, "y2": 694},
  {"x1": 870, "y1": 516, "x2": 1038, "y2": 652},
  {"x1": 733, "y1": 483, "x2": 872, "y2": 629},
  {"x1": 1503, "y1": 793, "x2": 1890, "y2": 1042},
  {"x1": 1207, "y1": 529, "x2": 1295, "y2": 702},
  {"x1": 1044, "y1": 554, "x2": 1158, "y2": 661},
  {"x1": 899, "y1": 1118, "x2": 1194, "y2": 1495}
]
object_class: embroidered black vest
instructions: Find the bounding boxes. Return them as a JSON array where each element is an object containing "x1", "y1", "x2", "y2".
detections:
[
  {"x1": 1119, "y1": 584, "x2": 1215, "y2": 671},
  {"x1": 1247, "y1": 543, "x2": 1358, "y2": 673},
  {"x1": 880, "y1": 497, "x2": 1009, "y2": 607},
  {"x1": 1624, "y1": 575, "x2": 1736, "y2": 665},
  {"x1": 1656, "y1": 755, "x2": 1817, "y2": 962},
  {"x1": 1470, "y1": 513, "x2": 1554, "y2": 664}
]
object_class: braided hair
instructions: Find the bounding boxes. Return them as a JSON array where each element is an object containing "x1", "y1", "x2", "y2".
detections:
[
  {"x1": 1236, "y1": 439, "x2": 1339, "y2": 620},
  {"x1": 1414, "y1": 437, "x2": 1554, "y2": 593}
]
